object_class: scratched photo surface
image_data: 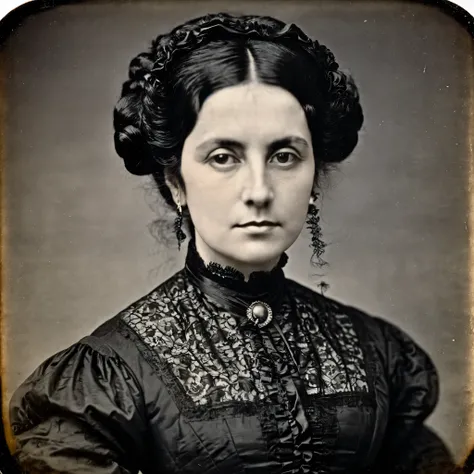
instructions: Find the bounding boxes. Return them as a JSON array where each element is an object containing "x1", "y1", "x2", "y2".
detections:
[{"x1": 1, "y1": 0, "x2": 471, "y2": 463}]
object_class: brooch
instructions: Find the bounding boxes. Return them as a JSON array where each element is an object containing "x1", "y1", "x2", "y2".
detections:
[{"x1": 246, "y1": 301, "x2": 273, "y2": 328}]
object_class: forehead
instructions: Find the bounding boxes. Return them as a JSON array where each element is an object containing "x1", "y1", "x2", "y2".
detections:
[{"x1": 189, "y1": 83, "x2": 310, "y2": 142}]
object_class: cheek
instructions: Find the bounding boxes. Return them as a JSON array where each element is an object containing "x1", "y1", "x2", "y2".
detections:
[
  {"x1": 187, "y1": 179, "x2": 223, "y2": 202},
  {"x1": 279, "y1": 169, "x2": 314, "y2": 204},
  {"x1": 183, "y1": 174, "x2": 235, "y2": 221},
  {"x1": 278, "y1": 176, "x2": 314, "y2": 226},
  {"x1": 286, "y1": 196, "x2": 310, "y2": 225}
]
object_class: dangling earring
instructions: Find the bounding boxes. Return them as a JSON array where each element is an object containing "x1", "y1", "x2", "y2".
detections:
[
  {"x1": 174, "y1": 201, "x2": 187, "y2": 251},
  {"x1": 306, "y1": 193, "x2": 326, "y2": 266}
]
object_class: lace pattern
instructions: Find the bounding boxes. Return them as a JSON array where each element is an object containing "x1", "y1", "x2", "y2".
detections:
[
  {"x1": 121, "y1": 272, "x2": 369, "y2": 409},
  {"x1": 122, "y1": 273, "x2": 270, "y2": 406}
]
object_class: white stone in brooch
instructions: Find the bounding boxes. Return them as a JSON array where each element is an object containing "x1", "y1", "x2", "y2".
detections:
[{"x1": 246, "y1": 301, "x2": 273, "y2": 328}]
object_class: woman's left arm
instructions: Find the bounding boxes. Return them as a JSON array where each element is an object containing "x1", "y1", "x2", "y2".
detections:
[{"x1": 371, "y1": 319, "x2": 460, "y2": 474}]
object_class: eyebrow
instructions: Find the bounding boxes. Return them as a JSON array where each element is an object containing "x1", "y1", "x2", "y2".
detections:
[{"x1": 196, "y1": 136, "x2": 310, "y2": 154}]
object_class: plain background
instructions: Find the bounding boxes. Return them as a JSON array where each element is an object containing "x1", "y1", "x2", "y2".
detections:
[{"x1": 1, "y1": 0, "x2": 472, "y2": 462}]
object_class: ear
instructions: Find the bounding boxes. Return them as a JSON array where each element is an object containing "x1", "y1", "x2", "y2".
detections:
[
  {"x1": 309, "y1": 187, "x2": 319, "y2": 206},
  {"x1": 164, "y1": 171, "x2": 187, "y2": 207}
]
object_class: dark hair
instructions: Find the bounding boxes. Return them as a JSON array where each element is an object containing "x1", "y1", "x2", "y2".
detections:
[{"x1": 113, "y1": 13, "x2": 364, "y2": 251}]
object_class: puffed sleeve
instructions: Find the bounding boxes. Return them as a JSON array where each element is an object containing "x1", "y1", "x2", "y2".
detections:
[
  {"x1": 9, "y1": 338, "x2": 147, "y2": 473},
  {"x1": 371, "y1": 319, "x2": 459, "y2": 474}
]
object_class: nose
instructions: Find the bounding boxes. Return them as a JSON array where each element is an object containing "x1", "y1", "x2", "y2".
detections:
[{"x1": 241, "y1": 160, "x2": 274, "y2": 208}]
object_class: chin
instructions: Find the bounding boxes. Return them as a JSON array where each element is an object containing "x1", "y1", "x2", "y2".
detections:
[{"x1": 232, "y1": 238, "x2": 289, "y2": 267}]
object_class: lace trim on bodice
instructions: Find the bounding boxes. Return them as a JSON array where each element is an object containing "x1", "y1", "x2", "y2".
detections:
[{"x1": 121, "y1": 272, "x2": 369, "y2": 408}]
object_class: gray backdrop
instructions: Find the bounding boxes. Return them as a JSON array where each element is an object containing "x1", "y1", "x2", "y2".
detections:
[{"x1": 2, "y1": 0, "x2": 471, "y2": 462}]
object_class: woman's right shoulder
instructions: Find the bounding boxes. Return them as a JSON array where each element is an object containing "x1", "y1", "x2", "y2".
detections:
[
  {"x1": 13, "y1": 270, "x2": 185, "y2": 399},
  {"x1": 9, "y1": 272, "x2": 188, "y2": 433},
  {"x1": 84, "y1": 269, "x2": 188, "y2": 370}
]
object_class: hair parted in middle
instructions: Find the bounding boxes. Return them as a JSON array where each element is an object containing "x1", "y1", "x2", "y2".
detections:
[{"x1": 113, "y1": 12, "x2": 364, "y2": 259}]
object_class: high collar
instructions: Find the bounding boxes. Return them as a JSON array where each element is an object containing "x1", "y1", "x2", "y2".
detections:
[
  {"x1": 184, "y1": 239, "x2": 288, "y2": 321},
  {"x1": 184, "y1": 238, "x2": 288, "y2": 295}
]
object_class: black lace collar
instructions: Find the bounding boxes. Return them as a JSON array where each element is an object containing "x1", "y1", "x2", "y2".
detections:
[
  {"x1": 184, "y1": 238, "x2": 288, "y2": 323},
  {"x1": 185, "y1": 238, "x2": 288, "y2": 292}
]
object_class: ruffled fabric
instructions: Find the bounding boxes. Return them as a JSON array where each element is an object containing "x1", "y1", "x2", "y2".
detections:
[
  {"x1": 368, "y1": 318, "x2": 441, "y2": 471},
  {"x1": 10, "y1": 340, "x2": 145, "y2": 473}
]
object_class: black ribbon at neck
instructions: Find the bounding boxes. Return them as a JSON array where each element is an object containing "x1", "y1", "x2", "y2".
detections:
[{"x1": 184, "y1": 240, "x2": 288, "y2": 327}]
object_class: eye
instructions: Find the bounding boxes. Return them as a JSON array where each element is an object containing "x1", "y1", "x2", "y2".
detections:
[
  {"x1": 207, "y1": 150, "x2": 240, "y2": 170},
  {"x1": 269, "y1": 150, "x2": 300, "y2": 167},
  {"x1": 213, "y1": 154, "x2": 237, "y2": 165}
]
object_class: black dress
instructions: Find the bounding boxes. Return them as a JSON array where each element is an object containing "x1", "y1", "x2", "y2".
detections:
[{"x1": 9, "y1": 240, "x2": 456, "y2": 473}]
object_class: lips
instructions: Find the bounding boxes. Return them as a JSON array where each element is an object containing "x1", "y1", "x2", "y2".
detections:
[{"x1": 237, "y1": 221, "x2": 279, "y2": 227}]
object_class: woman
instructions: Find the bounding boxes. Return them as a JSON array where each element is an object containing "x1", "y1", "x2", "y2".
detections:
[{"x1": 9, "y1": 12, "x2": 457, "y2": 474}]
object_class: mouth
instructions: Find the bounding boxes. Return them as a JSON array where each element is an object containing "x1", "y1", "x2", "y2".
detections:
[{"x1": 236, "y1": 221, "x2": 280, "y2": 228}]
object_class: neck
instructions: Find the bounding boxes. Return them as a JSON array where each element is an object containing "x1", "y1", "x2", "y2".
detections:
[{"x1": 194, "y1": 234, "x2": 281, "y2": 282}]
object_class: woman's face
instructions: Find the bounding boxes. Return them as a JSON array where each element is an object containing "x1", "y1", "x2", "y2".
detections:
[{"x1": 172, "y1": 82, "x2": 315, "y2": 276}]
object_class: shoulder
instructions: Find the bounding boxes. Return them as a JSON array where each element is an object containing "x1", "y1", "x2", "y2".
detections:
[
  {"x1": 9, "y1": 335, "x2": 147, "y2": 437},
  {"x1": 79, "y1": 270, "x2": 188, "y2": 370},
  {"x1": 286, "y1": 278, "x2": 386, "y2": 337},
  {"x1": 10, "y1": 272, "x2": 189, "y2": 435},
  {"x1": 91, "y1": 270, "x2": 188, "y2": 337},
  {"x1": 286, "y1": 278, "x2": 438, "y2": 410},
  {"x1": 285, "y1": 278, "x2": 437, "y2": 370},
  {"x1": 12, "y1": 271, "x2": 187, "y2": 394}
]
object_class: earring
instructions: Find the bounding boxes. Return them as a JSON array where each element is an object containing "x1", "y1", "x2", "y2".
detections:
[
  {"x1": 306, "y1": 193, "x2": 326, "y2": 266},
  {"x1": 174, "y1": 201, "x2": 187, "y2": 251}
]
